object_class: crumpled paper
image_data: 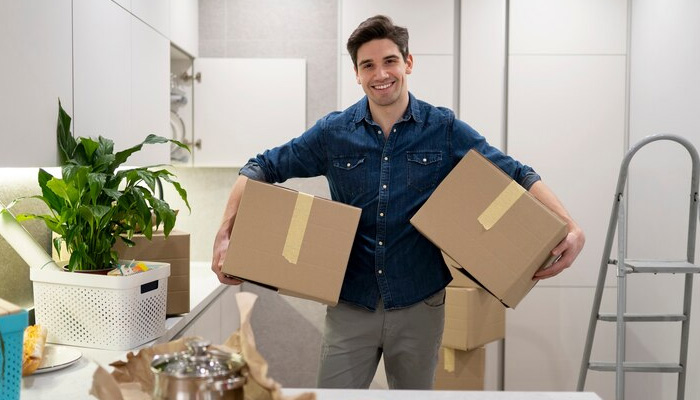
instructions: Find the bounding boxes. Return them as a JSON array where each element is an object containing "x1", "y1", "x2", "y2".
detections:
[{"x1": 90, "y1": 292, "x2": 315, "y2": 400}]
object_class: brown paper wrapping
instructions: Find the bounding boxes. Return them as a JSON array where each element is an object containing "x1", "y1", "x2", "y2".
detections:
[{"x1": 90, "y1": 292, "x2": 315, "y2": 400}]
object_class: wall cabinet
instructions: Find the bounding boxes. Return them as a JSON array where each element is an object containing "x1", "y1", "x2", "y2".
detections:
[
  {"x1": 170, "y1": 0, "x2": 199, "y2": 57},
  {"x1": 0, "y1": 0, "x2": 72, "y2": 167},
  {"x1": 73, "y1": 0, "x2": 170, "y2": 167}
]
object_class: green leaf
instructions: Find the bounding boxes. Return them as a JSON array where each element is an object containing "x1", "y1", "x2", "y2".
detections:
[
  {"x1": 79, "y1": 137, "x2": 100, "y2": 160},
  {"x1": 46, "y1": 178, "x2": 71, "y2": 203},
  {"x1": 38, "y1": 169, "x2": 64, "y2": 212},
  {"x1": 87, "y1": 173, "x2": 107, "y2": 204},
  {"x1": 110, "y1": 134, "x2": 177, "y2": 172},
  {"x1": 57, "y1": 99, "x2": 76, "y2": 163},
  {"x1": 103, "y1": 188, "x2": 122, "y2": 201},
  {"x1": 160, "y1": 174, "x2": 191, "y2": 212},
  {"x1": 150, "y1": 197, "x2": 176, "y2": 236},
  {"x1": 136, "y1": 170, "x2": 156, "y2": 193}
]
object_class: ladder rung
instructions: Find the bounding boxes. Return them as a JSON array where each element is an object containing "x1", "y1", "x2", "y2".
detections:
[
  {"x1": 624, "y1": 259, "x2": 700, "y2": 274},
  {"x1": 589, "y1": 362, "x2": 683, "y2": 373},
  {"x1": 598, "y1": 313, "x2": 687, "y2": 322}
]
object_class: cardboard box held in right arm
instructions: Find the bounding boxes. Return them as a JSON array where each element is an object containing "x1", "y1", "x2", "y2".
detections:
[{"x1": 411, "y1": 149, "x2": 567, "y2": 308}]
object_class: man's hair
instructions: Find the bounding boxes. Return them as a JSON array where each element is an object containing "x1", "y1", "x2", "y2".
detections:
[{"x1": 346, "y1": 15, "x2": 409, "y2": 68}]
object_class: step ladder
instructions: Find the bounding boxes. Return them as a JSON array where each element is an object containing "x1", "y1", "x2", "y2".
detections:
[{"x1": 577, "y1": 134, "x2": 700, "y2": 400}]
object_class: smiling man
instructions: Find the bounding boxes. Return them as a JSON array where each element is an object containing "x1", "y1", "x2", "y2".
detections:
[{"x1": 211, "y1": 15, "x2": 584, "y2": 389}]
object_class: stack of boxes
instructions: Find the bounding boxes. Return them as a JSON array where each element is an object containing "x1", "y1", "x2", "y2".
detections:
[
  {"x1": 410, "y1": 149, "x2": 569, "y2": 390},
  {"x1": 435, "y1": 253, "x2": 505, "y2": 390}
]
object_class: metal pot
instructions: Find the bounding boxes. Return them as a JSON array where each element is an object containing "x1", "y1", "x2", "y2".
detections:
[{"x1": 151, "y1": 339, "x2": 246, "y2": 400}]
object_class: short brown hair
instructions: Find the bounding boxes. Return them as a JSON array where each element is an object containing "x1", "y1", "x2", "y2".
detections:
[{"x1": 346, "y1": 15, "x2": 409, "y2": 68}]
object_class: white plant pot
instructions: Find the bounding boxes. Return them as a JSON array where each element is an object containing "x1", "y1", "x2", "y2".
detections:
[{"x1": 30, "y1": 261, "x2": 170, "y2": 350}]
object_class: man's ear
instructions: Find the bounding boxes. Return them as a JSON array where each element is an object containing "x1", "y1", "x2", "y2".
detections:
[
  {"x1": 405, "y1": 53, "x2": 414, "y2": 75},
  {"x1": 354, "y1": 66, "x2": 361, "y2": 84}
]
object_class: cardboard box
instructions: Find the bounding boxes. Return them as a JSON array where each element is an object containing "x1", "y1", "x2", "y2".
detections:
[
  {"x1": 443, "y1": 286, "x2": 505, "y2": 351},
  {"x1": 113, "y1": 230, "x2": 190, "y2": 315},
  {"x1": 442, "y1": 251, "x2": 479, "y2": 288},
  {"x1": 434, "y1": 346, "x2": 485, "y2": 390},
  {"x1": 222, "y1": 180, "x2": 361, "y2": 306},
  {"x1": 411, "y1": 149, "x2": 567, "y2": 308}
]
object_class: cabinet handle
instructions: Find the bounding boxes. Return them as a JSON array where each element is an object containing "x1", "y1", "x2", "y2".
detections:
[
  {"x1": 182, "y1": 72, "x2": 201, "y2": 83},
  {"x1": 194, "y1": 139, "x2": 202, "y2": 149}
]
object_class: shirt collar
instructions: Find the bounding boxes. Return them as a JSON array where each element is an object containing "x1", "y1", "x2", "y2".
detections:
[{"x1": 352, "y1": 92, "x2": 423, "y2": 125}]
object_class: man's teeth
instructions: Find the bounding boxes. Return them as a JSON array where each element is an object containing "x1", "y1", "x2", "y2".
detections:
[{"x1": 374, "y1": 83, "x2": 392, "y2": 90}]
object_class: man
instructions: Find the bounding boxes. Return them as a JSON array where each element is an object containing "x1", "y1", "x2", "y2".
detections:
[{"x1": 211, "y1": 15, "x2": 585, "y2": 389}]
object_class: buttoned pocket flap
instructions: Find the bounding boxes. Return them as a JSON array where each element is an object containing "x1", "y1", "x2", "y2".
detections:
[
  {"x1": 333, "y1": 156, "x2": 366, "y2": 170},
  {"x1": 407, "y1": 152, "x2": 442, "y2": 165}
]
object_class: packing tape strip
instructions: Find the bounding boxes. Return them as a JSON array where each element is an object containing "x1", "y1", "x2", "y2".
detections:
[
  {"x1": 477, "y1": 180, "x2": 525, "y2": 230},
  {"x1": 282, "y1": 192, "x2": 314, "y2": 264},
  {"x1": 443, "y1": 347, "x2": 455, "y2": 373}
]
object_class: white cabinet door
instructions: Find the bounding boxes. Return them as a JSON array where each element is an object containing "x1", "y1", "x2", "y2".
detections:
[
  {"x1": 192, "y1": 58, "x2": 306, "y2": 167},
  {"x1": 170, "y1": 0, "x2": 199, "y2": 57},
  {"x1": 74, "y1": 0, "x2": 171, "y2": 166},
  {"x1": 73, "y1": 0, "x2": 132, "y2": 153},
  {"x1": 131, "y1": 19, "x2": 170, "y2": 166},
  {"x1": 0, "y1": 0, "x2": 72, "y2": 167},
  {"x1": 132, "y1": 0, "x2": 170, "y2": 37}
]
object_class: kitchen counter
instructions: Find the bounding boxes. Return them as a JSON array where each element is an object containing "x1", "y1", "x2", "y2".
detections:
[
  {"x1": 20, "y1": 261, "x2": 231, "y2": 399},
  {"x1": 282, "y1": 389, "x2": 603, "y2": 399}
]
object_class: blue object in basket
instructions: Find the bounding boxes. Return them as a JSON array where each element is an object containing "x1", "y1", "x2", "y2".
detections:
[{"x1": 0, "y1": 308, "x2": 27, "y2": 400}]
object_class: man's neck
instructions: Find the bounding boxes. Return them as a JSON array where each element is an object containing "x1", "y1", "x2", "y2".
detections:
[{"x1": 368, "y1": 94, "x2": 409, "y2": 137}]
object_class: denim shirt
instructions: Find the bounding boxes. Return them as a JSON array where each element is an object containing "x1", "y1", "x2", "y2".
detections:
[{"x1": 240, "y1": 93, "x2": 541, "y2": 311}]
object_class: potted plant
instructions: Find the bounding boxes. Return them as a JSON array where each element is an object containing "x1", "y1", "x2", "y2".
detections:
[
  {"x1": 13, "y1": 101, "x2": 190, "y2": 272},
  {"x1": 4, "y1": 101, "x2": 192, "y2": 350}
]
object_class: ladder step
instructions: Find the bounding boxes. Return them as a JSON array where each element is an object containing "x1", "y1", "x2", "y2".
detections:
[
  {"x1": 589, "y1": 362, "x2": 683, "y2": 373},
  {"x1": 598, "y1": 313, "x2": 687, "y2": 322},
  {"x1": 624, "y1": 259, "x2": 700, "y2": 274}
]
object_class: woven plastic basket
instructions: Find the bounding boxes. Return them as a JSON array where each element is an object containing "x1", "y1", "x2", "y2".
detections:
[
  {"x1": 0, "y1": 309, "x2": 26, "y2": 400},
  {"x1": 30, "y1": 261, "x2": 169, "y2": 350}
]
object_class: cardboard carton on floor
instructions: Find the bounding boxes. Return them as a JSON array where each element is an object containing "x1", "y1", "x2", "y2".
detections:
[
  {"x1": 434, "y1": 346, "x2": 485, "y2": 390},
  {"x1": 222, "y1": 180, "x2": 361, "y2": 306},
  {"x1": 113, "y1": 230, "x2": 191, "y2": 315},
  {"x1": 411, "y1": 149, "x2": 567, "y2": 308},
  {"x1": 443, "y1": 286, "x2": 505, "y2": 351}
]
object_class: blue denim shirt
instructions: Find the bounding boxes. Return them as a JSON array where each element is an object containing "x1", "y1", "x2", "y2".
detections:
[{"x1": 240, "y1": 93, "x2": 541, "y2": 311}]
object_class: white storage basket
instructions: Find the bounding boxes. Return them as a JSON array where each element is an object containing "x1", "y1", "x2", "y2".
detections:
[{"x1": 30, "y1": 261, "x2": 170, "y2": 350}]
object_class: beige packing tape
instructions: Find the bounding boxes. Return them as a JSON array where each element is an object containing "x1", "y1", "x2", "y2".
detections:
[
  {"x1": 443, "y1": 347, "x2": 456, "y2": 373},
  {"x1": 477, "y1": 180, "x2": 525, "y2": 230},
  {"x1": 282, "y1": 192, "x2": 314, "y2": 264}
]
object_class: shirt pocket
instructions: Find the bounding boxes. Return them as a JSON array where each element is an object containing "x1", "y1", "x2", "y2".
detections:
[
  {"x1": 407, "y1": 151, "x2": 442, "y2": 192},
  {"x1": 332, "y1": 155, "x2": 368, "y2": 196}
]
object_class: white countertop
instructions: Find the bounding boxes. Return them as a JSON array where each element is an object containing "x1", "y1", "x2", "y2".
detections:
[
  {"x1": 281, "y1": 389, "x2": 602, "y2": 400},
  {"x1": 20, "y1": 264, "x2": 602, "y2": 400}
]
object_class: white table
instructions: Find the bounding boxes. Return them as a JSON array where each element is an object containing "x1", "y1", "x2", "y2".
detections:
[{"x1": 282, "y1": 389, "x2": 603, "y2": 400}]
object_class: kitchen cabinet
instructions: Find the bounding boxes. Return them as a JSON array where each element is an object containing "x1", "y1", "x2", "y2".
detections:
[
  {"x1": 170, "y1": 0, "x2": 199, "y2": 57},
  {"x1": 0, "y1": 0, "x2": 72, "y2": 167},
  {"x1": 191, "y1": 58, "x2": 306, "y2": 167},
  {"x1": 132, "y1": 0, "x2": 170, "y2": 38},
  {"x1": 74, "y1": 0, "x2": 170, "y2": 166},
  {"x1": 178, "y1": 285, "x2": 240, "y2": 344}
]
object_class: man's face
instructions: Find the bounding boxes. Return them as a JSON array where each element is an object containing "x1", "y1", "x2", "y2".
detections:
[{"x1": 354, "y1": 38, "x2": 413, "y2": 109}]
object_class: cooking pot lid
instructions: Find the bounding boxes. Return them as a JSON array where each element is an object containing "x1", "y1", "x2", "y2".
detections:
[{"x1": 151, "y1": 339, "x2": 245, "y2": 378}]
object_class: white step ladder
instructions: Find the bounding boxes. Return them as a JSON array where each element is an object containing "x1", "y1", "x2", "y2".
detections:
[{"x1": 577, "y1": 134, "x2": 700, "y2": 400}]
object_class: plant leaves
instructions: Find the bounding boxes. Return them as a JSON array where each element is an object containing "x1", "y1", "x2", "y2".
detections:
[
  {"x1": 160, "y1": 173, "x2": 191, "y2": 212},
  {"x1": 87, "y1": 173, "x2": 107, "y2": 204},
  {"x1": 79, "y1": 137, "x2": 100, "y2": 161}
]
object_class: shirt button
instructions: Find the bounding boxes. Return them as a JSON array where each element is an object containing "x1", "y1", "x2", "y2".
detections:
[
  {"x1": 384, "y1": 156, "x2": 388, "y2": 161},
  {"x1": 346, "y1": 162, "x2": 351, "y2": 167},
  {"x1": 382, "y1": 184, "x2": 387, "y2": 189},
  {"x1": 379, "y1": 212, "x2": 384, "y2": 217},
  {"x1": 423, "y1": 158, "x2": 427, "y2": 163},
  {"x1": 378, "y1": 241, "x2": 383, "y2": 246},
  {"x1": 378, "y1": 270, "x2": 383, "y2": 274},
  {"x1": 393, "y1": 128, "x2": 396, "y2": 132},
  {"x1": 377, "y1": 130, "x2": 382, "y2": 135}
]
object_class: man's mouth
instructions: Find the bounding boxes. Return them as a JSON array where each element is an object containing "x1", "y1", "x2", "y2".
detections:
[{"x1": 372, "y1": 81, "x2": 394, "y2": 90}]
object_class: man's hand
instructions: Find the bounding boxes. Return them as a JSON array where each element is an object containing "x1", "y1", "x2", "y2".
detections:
[
  {"x1": 211, "y1": 229, "x2": 243, "y2": 285},
  {"x1": 211, "y1": 176, "x2": 249, "y2": 285},
  {"x1": 533, "y1": 225, "x2": 585, "y2": 280}
]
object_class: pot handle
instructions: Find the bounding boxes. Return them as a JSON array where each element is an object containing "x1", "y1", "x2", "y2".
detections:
[{"x1": 210, "y1": 375, "x2": 246, "y2": 392}]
